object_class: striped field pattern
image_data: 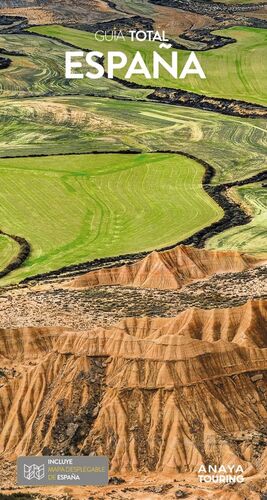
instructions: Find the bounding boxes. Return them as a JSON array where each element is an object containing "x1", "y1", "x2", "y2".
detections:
[
  {"x1": 0, "y1": 235, "x2": 19, "y2": 272},
  {"x1": 0, "y1": 33, "x2": 149, "y2": 100},
  {"x1": 207, "y1": 182, "x2": 267, "y2": 255},
  {"x1": 0, "y1": 96, "x2": 266, "y2": 184},
  {"x1": 29, "y1": 25, "x2": 267, "y2": 106},
  {"x1": 0, "y1": 153, "x2": 222, "y2": 285}
]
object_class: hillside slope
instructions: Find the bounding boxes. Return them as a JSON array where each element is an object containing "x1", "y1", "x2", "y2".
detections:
[
  {"x1": 66, "y1": 244, "x2": 266, "y2": 290},
  {"x1": 0, "y1": 300, "x2": 266, "y2": 479}
]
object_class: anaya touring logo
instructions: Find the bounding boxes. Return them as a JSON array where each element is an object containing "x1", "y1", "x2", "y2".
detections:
[{"x1": 198, "y1": 464, "x2": 245, "y2": 484}]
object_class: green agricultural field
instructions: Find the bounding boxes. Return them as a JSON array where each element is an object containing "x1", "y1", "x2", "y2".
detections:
[
  {"x1": 0, "y1": 153, "x2": 222, "y2": 285},
  {"x1": 0, "y1": 96, "x2": 266, "y2": 183},
  {"x1": 207, "y1": 183, "x2": 267, "y2": 255},
  {"x1": 0, "y1": 235, "x2": 20, "y2": 274},
  {"x1": 30, "y1": 25, "x2": 267, "y2": 106},
  {"x1": 0, "y1": 33, "x2": 149, "y2": 100}
]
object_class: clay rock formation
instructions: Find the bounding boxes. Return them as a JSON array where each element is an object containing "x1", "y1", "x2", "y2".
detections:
[
  {"x1": 66, "y1": 245, "x2": 265, "y2": 290},
  {"x1": 0, "y1": 300, "x2": 266, "y2": 477}
]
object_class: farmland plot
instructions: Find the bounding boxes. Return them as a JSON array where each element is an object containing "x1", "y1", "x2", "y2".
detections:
[
  {"x1": 30, "y1": 25, "x2": 267, "y2": 106},
  {"x1": 0, "y1": 97, "x2": 266, "y2": 183},
  {"x1": 207, "y1": 183, "x2": 267, "y2": 254},
  {"x1": 0, "y1": 153, "x2": 222, "y2": 284}
]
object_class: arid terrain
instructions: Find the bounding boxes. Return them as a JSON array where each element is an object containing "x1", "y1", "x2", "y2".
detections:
[{"x1": 0, "y1": 246, "x2": 267, "y2": 499}]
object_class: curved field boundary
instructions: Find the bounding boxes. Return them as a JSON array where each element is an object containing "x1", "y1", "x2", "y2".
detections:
[
  {"x1": 0, "y1": 96, "x2": 266, "y2": 187},
  {"x1": 28, "y1": 25, "x2": 267, "y2": 108},
  {"x1": 181, "y1": 162, "x2": 267, "y2": 246},
  {"x1": 147, "y1": 88, "x2": 267, "y2": 119},
  {"x1": 0, "y1": 152, "x2": 222, "y2": 285},
  {"x1": 13, "y1": 151, "x2": 265, "y2": 287},
  {"x1": 2, "y1": 28, "x2": 266, "y2": 117},
  {"x1": 0, "y1": 229, "x2": 30, "y2": 279},
  {"x1": 0, "y1": 152, "x2": 264, "y2": 286},
  {"x1": 0, "y1": 56, "x2": 11, "y2": 69},
  {"x1": 207, "y1": 181, "x2": 267, "y2": 254}
]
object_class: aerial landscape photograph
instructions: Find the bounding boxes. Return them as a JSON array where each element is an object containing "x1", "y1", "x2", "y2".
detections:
[{"x1": 0, "y1": 0, "x2": 266, "y2": 498}]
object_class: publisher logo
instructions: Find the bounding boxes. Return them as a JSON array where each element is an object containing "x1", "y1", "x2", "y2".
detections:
[
  {"x1": 198, "y1": 464, "x2": 245, "y2": 484},
  {"x1": 17, "y1": 456, "x2": 108, "y2": 486}
]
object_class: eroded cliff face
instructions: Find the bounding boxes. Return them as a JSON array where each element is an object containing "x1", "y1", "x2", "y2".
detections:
[
  {"x1": 0, "y1": 245, "x2": 266, "y2": 499},
  {"x1": 66, "y1": 245, "x2": 265, "y2": 290},
  {"x1": 0, "y1": 300, "x2": 266, "y2": 477}
]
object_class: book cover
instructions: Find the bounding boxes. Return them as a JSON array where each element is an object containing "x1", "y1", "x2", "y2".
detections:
[{"x1": 0, "y1": 1, "x2": 266, "y2": 499}]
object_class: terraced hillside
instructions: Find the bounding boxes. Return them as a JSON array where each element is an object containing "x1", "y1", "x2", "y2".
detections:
[
  {"x1": 0, "y1": 153, "x2": 222, "y2": 285},
  {"x1": 30, "y1": 25, "x2": 267, "y2": 106}
]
